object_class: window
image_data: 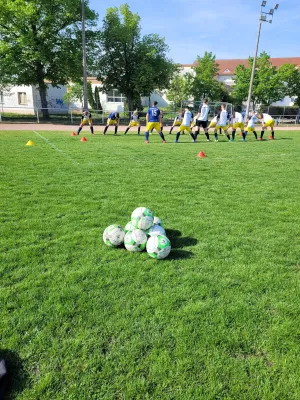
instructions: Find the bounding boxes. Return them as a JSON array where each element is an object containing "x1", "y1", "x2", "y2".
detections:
[
  {"x1": 107, "y1": 89, "x2": 126, "y2": 103},
  {"x1": 18, "y1": 92, "x2": 28, "y2": 105},
  {"x1": 224, "y1": 68, "x2": 230, "y2": 73}
]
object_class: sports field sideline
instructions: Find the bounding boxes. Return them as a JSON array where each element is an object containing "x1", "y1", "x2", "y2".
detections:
[{"x1": 1, "y1": 128, "x2": 300, "y2": 399}]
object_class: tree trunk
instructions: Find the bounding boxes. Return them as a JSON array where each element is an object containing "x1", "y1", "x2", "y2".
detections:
[
  {"x1": 127, "y1": 92, "x2": 133, "y2": 118},
  {"x1": 38, "y1": 85, "x2": 49, "y2": 119}
]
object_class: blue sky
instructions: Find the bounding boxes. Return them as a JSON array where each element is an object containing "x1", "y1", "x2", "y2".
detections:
[{"x1": 89, "y1": 0, "x2": 300, "y2": 63}]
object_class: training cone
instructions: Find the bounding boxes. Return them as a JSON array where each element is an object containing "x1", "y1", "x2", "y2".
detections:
[
  {"x1": 197, "y1": 151, "x2": 206, "y2": 158},
  {"x1": 26, "y1": 140, "x2": 34, "y2": 146},
  {"x1": 80, "y1": 137, "x2": 87, "y2": 142},
  {"x1": 71, "y1": 132, "x2": 77, "y2": 136},
  {"x1": 269, "y1": 136, "x2": 274, "y2": 140}
]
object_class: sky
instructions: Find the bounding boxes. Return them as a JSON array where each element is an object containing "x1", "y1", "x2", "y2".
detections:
[{"x1": 89, "y1": 0, "x2": 300, "y2": 64}]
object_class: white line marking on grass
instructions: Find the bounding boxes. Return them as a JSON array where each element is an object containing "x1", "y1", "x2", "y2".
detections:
[{"x1": 33, "y1": 131, "x2": 80, "y2": 166}]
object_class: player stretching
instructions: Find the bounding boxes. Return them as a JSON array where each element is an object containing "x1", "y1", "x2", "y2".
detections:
[
  {"x1": 174, "y1": 107, "x2": 195, "y2": 143},
  {"x1": 103, "y1": 111, "x2": 120, "y2": 135},
  {"x1": 169, "y1": 111, "x2": 183, "y2": 134},
  {"x1": 232, "y1": 111, "x2": 246, "y2": 141},
  {"x1": 77, "y1": 110, "x2": 94, "y2": 135},
  {"x1": 257, "y1": 112, "x2": 275, "y2": 140},
  {"x1": 145, "y1": 101, "x2": 166, "y2": 144},
  {"x1": 194, "y1": 99, "x2": 210, "y2": 142},
  {"x1": 245, "y1": 111, "x2": 258, "y2": 139},
  {"x1": 151, "y1": 113, "x2": 163, "y2": 134},
  {"x1": 124, "y1": 110, "x2": 141, "y2": 135},
  {"x1": 214, "y1": 104, "x2": 230, "y2": 142}
]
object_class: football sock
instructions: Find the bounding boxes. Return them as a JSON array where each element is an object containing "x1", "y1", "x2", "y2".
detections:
[
  {"x1": 214, "y1": 132, "x2": 218, "y2": 141},
  {"x1": 226, "y1": 134, "x2": 231, "y2": 140},
  {"x1": 103, "y1": 126, "x2": 108, "y2": 135},
  {"x1": 159, "y1": 131, "x2": 165, "y2": 141},
  {"x1": 232, "y1": 130, "x2": 236, "y2": 140},
  {"x1": 138, "y1": 127, "x2": 141, "y2": 135},
  {"x1": 205, "y1": 131, "x2": 210, "y2": 140},
  {"x1": 124, "y1": 127, "x2": 130, "y2": 135},
  {"x1": 253, "y1": 131, "x2": 257, "y2": 139},
  {"x1": 272, "y1": 130, "x2": 274, "y2": 138},
  {"x1": 261, "y1": 130, "x2": 264, "y2": 139},
  {"x1": 169, "y1": 126, "x2": 174, "y2": 134},
  {"x1": 190, "y1": 132, "x2": 196, "y2": 141},
  {"x1": 242, "y1": 131, "x2": 246, "y2": 140},
  {"x1": 114, "y1": 126, "x2": 118, "y2": 135},
  {"x1": 90, "y1": 126, "x2": 94, "y2": 134},
  {"x1": 77, "y1": 127, "x2": 82, "y2": 135},
  {"x1": 175, "y1": 132, "x2": 180, "y2": 141},
  {"x1": 145, "y1": 131, "x2": 149, "y2": 141},
  {"x1": 194, "y1": 130, "x2": 199, "y2": 139}
]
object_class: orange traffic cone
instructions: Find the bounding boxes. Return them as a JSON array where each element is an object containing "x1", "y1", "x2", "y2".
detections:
[
  {"x1": 71, "y1": 132, "x2": 77, "y2": 136},
  {"x1": 197, "y1": 151, "x2": 206, "y2": 158},
  {"x1": 269, "y1": 136, "x2": 274, "y2": 140},
  {"x1": 81, "y1": 137, "x2": 87, "y2": 142}
]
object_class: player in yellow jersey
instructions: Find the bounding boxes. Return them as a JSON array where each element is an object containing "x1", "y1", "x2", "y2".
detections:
[
  {"x1": 124, "y1": 110, "x2": 141, "y2": 135},
  {"x1": 77, "y1": 110, "x2": 94, "y2": 135},
  {"x1": 169, "y1": 111, "x2": 183, "y2": 134},
  {"x1": 257, "y1": 112, "x2": 275, "y2": 140}
]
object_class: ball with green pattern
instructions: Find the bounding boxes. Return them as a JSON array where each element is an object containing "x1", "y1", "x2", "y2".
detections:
[
  {"x1": 124, "y1": 221, "x2": 135, "y2": 233},
  {"x1": 131, "y1": 207, "x2": 154, "y2": 231},
  {"x1": 103, "y1": 224, "x2": 125, "y2": 247},
  {"x1": 124, "y1": 229, "x2": 147, "y2": 252},
  {"x1": 146, "y1": 224, "x2": 166, "y2": 237},
  {"x1": 153, "y1": 216, "x2": 164, "y2": 228},
  {"x1": 146, "y1": 235, "x2": 171, "y2": 259}
]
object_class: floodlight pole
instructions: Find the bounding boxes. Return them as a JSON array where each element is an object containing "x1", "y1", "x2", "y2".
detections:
[
  {"x1": 245, "y1": 2, "x2": 279, "y2": 119},
  {"x1": 82, "y1": 0, "x2": 88, "y2": 110}
]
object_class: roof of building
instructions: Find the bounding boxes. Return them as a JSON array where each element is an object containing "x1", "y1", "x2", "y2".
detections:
[{"x1": 187, "y1": 57, "x2": 300, "y2": 75}]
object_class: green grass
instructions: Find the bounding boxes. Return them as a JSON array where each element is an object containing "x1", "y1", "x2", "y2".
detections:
[{"x1": 1, "y1": 129, "x2": 300, "y2": 399}]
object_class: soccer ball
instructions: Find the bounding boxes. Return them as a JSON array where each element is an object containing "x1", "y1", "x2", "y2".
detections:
[
  {"x1": 147, "y1": 224, "x2": 166, "y2": 237},
  {"x1": 153, "y1": 216, "x2": 164, "y2": 227},
  {"x1": 103, "y1": 224, "x2": 125, "y2": 247},
  {"x1": 124, "y1": 229, "x2": 147, "y2": 252},
  {"x1": 146, "y1": 235, "x2": 171, "y2": 259},
  {"x1": 124, "y1": 221, "x2": 135, "y2": 233},
  {"x1": 131, "y1": 207, "x2": 154, "y2": 230}
]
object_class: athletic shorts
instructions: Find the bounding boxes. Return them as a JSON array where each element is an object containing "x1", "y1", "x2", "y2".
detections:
[
  {"x1": 173, "y1": 121, "x2": 182, "y2": 127},
  {"x1": 179, "y1": 125, "x2": 191, "y2": 133},
  {"x1": 209, "y1": 122, "x2": 217, "y2": 129},
  {"x1": 196, "y1": 120, "x2": 208, "y2": 128},
  {"x1": 233, "y1": 122, "x2": 245, "y2": 130},
  {"x1": 227, "y1": 123, "x2": 233, "y2": 129},
  {"x1": 107, "y1": 118, "x2": 118, "y2": 126},
  {"x1": 246, "y1": 127, "x2": 255, "y2": 132},
  {"x1": 129, "y1": 121, "x2": 139, "y2": 127},
  {"x1": 81, "y1": 118, "x2": 92, "y2": 125},
  {"x1": 215, "y1": 125, "x2": 228, "y2": 131},
  {"x1": 264, "y1": 120, "x2": 275, "y2": 128},
  {"x1": 147, "y1": 122, "x2": 161, "y2": 132}
]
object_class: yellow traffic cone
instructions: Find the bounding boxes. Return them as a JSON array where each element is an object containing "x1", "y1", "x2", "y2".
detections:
[{"x1": 26, "y1": 140, "x2": 35, "y2": 146}]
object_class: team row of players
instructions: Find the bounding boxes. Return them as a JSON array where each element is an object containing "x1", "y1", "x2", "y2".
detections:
[{"x1": 77, "y1": 100, "x2": 276, "y2": 143}]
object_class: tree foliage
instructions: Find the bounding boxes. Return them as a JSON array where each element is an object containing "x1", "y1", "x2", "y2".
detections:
[
  {"x1": 0, "y1": 0, "x2": 98, "y2": 117},
  {"x1": 277, "y1": 63, "x2": 300, "y2": 107},
  {"x1": 191, "y1": 52, "x2": 221, "y2": 101},
  {"x1": 167, "y1": 72, "x2": 193, "y2": 108},
  {"x1": 95, "y1": 3, "x2": 178, "y2": 112}
]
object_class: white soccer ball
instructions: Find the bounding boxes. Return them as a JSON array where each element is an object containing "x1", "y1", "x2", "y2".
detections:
[
  {"x1": 103, "y1": 224, "x2": 125, "y2": 247},
  {"x1": 131, "y1": 207, "x2": 154, "y2": 230},
  {"x1": 153, "y1": 216, "x2": 164, "y2": 227},
  {"x1": 146, "y1": 235, "x2": 171, "y2": 259},
  {"x1": 124, "y1": 229, "x2": 147, "y2": 252},
  {"x1": 147, "y1": 224, "x2": 166, "y2": 237},
  {"x1": 124, "y1": 221, "x2": 134, "y2": 233}
]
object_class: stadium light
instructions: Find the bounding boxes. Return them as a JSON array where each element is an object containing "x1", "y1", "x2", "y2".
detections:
[
  {"x1": 245, "y1": 3, "x2": 279, "y2": 118},
  {"x1": 82, "y1": 0, "x2": 88, "y2": 111}
]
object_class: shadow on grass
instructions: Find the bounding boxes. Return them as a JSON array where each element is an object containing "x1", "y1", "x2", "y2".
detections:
[
  {"x1": 168, "y1": 249, "x2": 194, "y2": 260},
  {"x1": 165, "y1": 229, "x2": 198, "y2": 260},
  {"x1": 0, "y1": 349, "x2": 27, "y2": 400}
]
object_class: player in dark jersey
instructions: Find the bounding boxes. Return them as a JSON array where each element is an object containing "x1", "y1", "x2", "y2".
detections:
[
  {"x1": 77, "y1": 110, "x2": 94, "y2": 135},
  {"x1": 145, "y1": 101, "x2": 166, "y2": 144},
  {"x1": 103, "y1": 112, "x2": 120, "y2": 135}
]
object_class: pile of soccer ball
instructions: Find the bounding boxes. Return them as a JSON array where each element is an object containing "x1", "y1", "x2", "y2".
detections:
[{"x1": 103, "y1": 207, "x2": 171, "y2": 259}]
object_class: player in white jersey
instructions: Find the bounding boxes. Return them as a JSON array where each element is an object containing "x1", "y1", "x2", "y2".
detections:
[
  {"x1": 231, "y1": 111, "x2": 246, "y2": 141},
  {"x1": 174, "y1": 107, "x2": 195, "y2": 143},
  {"x1": 123, "y1": 110, "x2": 141, "y2": 135},
  {"x1": 214, "y1": 104, "x2": 230, "y2": 142},
  {"x1": 194, "y1": 99, "x2": 210, "y2": 142},
  {"x1": 257, "y1": 113, "x2": 275, "y2": 140},
  {"x1": 245, "y1": 111, "x2": 258, "y2": 139},
  {"x1": 169, "y1": 111, "x2": 183, "y2": 134}
]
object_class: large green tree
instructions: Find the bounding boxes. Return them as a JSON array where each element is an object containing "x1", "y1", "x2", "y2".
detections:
[
  {"x1": 191, "y1": 52, "x2": 221, "y2": 101},
  {"x1": 232, "y1": 52, "x2": 286, "y2": 108},
  {"x1": 167, "y1": 72, "x2": 193, "y2": 109},
  {"x1": 278, "y1": 63, "x2": 300, "y2": 107},
  {"x1": 95, "y1": 4, "x2": 177, "y2": 112},
  {"x1": 0, "y1": 0, "x2": 97, "y2": 117}
]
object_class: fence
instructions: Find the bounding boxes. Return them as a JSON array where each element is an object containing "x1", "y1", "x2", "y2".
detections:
[{"x1": 0, "y1": 106, "x2": 299, "y2": 125}]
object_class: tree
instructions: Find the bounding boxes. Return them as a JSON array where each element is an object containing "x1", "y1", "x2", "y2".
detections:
[
  {"x1": 167, "y1": 72, "x2": 193, "y2": 109},
  {"x1": 278, "y1": 64, "x2": 300, "y2": 107},
  {"x1": 94, "y1": 86, "x2": 102, "y2": 111},
  {"x1": 0, "y1": 0, "x2": 98, "y2": 118},
  {"x1": 87, "y1": 81, "x2": 96, "y2": 109},
  {"x1": 232, "y1": 52, "x2": 285, "y2": 109},
  {"x1": 218, "y1": 82, "x2": 232, "y2": 103},
  {"x1": 191, "y1": 52, "x2": 221, "y2": 101},
  {"x1": 64, "y1": 82, "x2": 83, "y2": 106},
  {"x1": 95, "y1": 4, "x2": 177, "y2": 112}
]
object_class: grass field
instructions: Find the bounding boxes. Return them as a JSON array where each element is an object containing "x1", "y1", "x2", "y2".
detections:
[{"x1": 1, "y1": 129, "x2": 300, "y2": 399}]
